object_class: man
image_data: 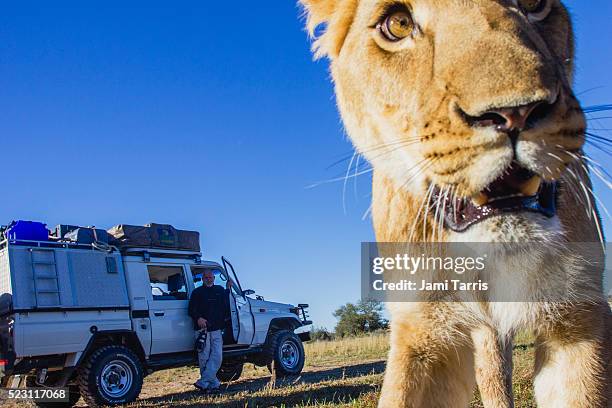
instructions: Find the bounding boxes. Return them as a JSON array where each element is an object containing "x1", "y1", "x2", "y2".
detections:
[{"x1": 188, "y1": 269, "x2": 232, "y2": 394}]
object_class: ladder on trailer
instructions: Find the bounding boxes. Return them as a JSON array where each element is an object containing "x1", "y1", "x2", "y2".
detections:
[{"x1": 29, "y1": 248, "x2": 61, "y2": 307}]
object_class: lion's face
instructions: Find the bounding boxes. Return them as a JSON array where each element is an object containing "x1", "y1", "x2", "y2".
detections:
[{"x1": 301, "y1": 0, "x2": 588, "y2": 236}]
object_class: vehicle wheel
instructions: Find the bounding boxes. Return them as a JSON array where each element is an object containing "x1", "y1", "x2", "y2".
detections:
[
  {"x1": 77, "y1": 345, "x2": 144, "y2": 407},
  {"x1": 34, "y1": 385, "x2": 81, "y2": 408},
  {"x1": 217, "y1": 361, "x2": 243, "y2": 382},
  {"x1": 264, "y1": 330, "x2": 305, "y2": 377}
]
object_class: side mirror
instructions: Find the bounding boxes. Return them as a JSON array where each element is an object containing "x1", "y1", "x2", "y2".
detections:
[{"x1": 243, "y1": 289, "x2": 255, "y2": 296}]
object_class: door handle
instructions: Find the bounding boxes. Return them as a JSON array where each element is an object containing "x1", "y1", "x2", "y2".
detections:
[{"x1": 154, "y1": 311, "x2": 165, "y2": 317}]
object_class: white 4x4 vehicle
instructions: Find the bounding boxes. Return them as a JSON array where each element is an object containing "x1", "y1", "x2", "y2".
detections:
[{"x1": 0, "y1": 234, "x2": 311, "y2": 407}]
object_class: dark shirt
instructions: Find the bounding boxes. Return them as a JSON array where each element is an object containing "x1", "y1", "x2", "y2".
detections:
[{"x1": 188, "y1": 285, "x2": 230, "y2": 331}]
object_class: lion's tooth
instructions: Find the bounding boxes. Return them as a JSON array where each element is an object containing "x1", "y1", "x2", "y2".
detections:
[
  {"x1": 521, "y1": 176, "x2": 542, "y2": 197},
  {"x1": 471, "y1": 192, "x2": 488, "y2": 207}
]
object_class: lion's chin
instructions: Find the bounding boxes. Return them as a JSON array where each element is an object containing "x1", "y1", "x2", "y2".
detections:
[{"x1": 431, "y1": 162, "x2": 558, "y2": 233}]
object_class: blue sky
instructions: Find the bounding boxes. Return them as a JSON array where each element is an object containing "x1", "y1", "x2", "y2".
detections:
[{"x1": 1, "y1": 1, "x2": 610, "y2": 329}]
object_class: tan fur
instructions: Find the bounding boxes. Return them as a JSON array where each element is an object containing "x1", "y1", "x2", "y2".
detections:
[{"x1": 300, "y1": 0, "x2": 612, "y2": 406}]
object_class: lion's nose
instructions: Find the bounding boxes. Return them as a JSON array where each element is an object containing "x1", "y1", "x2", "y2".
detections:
[{"x1": 466, "y1": 100, "x2": 553, "y2": 133}]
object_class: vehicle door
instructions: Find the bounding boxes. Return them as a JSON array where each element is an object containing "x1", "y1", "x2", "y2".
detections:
[
  {"x1": 222, "y1": 257, "x2": 255, "y2": 345},
  {"x1": 146, "y1": 264, "x2": 194, "y2": 354}
]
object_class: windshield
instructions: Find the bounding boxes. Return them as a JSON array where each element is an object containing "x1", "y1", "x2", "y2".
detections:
[
  {"x1": 191, "y1": 267, "x2": 226, "y2": 289},
  {"x1": 191, "y1": 266, "x2": 241, "y2": 296}
]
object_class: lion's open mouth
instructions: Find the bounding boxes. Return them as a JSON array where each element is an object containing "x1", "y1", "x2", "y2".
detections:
[{"x1": 431, "y1": 163, "x2": 557, "y2": 232}]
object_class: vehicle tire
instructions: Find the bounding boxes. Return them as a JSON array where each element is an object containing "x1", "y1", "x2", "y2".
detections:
[
  {"x1": 34, "y1": 385, "x2": 81, "y2": 408},
  {"x1": 77, "y1": 345, "x2": 144, "y2": 407},
  {"x1": 264, "y1": 330, "x2": 305, "y2": 377},
  {"x1": 217, "y1": 361, "x2": 243, "y2": 382}
]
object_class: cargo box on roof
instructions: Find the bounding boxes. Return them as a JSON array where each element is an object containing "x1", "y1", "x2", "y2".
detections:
[
  {"x1": 64, "y1": 228, "x2": 110, "y2": 245},
  {"x1": 107, "y1": 223, "x2": 200, "y2": 252}
]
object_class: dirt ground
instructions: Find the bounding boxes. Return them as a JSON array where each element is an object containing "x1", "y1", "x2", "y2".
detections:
[{"x1": 3, "y1": 332, "x2": 540, "y2": 407}]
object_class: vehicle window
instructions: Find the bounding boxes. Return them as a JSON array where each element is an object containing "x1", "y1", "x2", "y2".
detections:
[
  {"x1": 191, "y1": 267, "x2": 240, "y2": 295},
  {"x1": 147, "y1": 265, "x2": 188, "y2": 300}
]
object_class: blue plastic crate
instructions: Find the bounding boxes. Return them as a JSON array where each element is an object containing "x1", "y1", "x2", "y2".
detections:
[{"x1": 5, "y1": 220, "x2": 49, "y2": 242}]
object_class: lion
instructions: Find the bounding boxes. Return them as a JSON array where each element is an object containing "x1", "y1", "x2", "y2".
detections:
[{"x1": 299, "y1": 0, "x2": 612, "y2": 407}]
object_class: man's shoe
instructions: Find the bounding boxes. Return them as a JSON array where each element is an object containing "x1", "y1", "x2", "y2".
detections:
[{"x1": 193, "y1": 382, "x2": 208, "y2": 393}]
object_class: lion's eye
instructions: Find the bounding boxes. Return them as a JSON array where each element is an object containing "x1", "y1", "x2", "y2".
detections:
[
  {"x1": 519, "y1": 0, "x2": 545, "y2": 13},
  {"x1": 517, "y1": 0, "x2": 552, "y2": 21},
  {"x1": 378, "y1": 9, "x2": 414, "y2": 42}
]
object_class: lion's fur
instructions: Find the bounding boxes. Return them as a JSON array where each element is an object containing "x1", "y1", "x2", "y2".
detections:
[{"x1": 300, "y1": 0, "x2": 612, "y2": 406}]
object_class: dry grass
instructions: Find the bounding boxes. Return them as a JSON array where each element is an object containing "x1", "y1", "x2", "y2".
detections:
[
  {"x1": 6, "y1": 332, "x2": 540, "y2": 408},
  {"x1": 304, "y1": 332, "x2": 389, "y2": 367}
]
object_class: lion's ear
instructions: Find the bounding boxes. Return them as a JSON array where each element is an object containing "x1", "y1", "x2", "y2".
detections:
[
  {"x1": 299, "y1": 0, "x2": 357, "y2": 60},
  {"x1": 300, "y1": 0, "x2": 338, "y2": 36}
]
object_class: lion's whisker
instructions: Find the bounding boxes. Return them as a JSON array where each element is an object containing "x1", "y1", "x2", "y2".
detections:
[
  {"x1": 583, "y1": 183, "x2": 611, "y2": 223},
  {"x1": 306, "y1": 167, "x2": 374, "y2": 189},
  {"x1": 588, "y1": 165, "x2": 612, "y2": 190},
  {"x1": 560, "y1": 163, "x2": 586, "y2": 206},
  {"x1": 327, "y1": 138, "x2": 423, "y2": 170},
  {"x1": 422, "y1": 184, "x2": 436, "y2": 242},
  {"x1": 585, "y1": 132, "x2": 612, "y2": 147},
  {"x1": 361, "y1": 204, "x2": 372, "y2": 221},
  {"x1": 583, "y1": 104, "x2": 612, "y2": 114},
  {"x1": 393, "y1": 157, "x2": 439, "y2": 242},
  {"x1": 563, "y1": 146, "x2": 612, "y2": 189},
  {"x1": 432, "y1": 186, "x2": 448, "y2": 243},
  {"x1": 313, "y1": 141, "x2": 429, "y2": 190},
  {"x1": 342, "y1": 152, "x2": 358, "y2": 214},
  {"x1": 451, "y1": 186, "x2": 460, "y2": 226},
  {"x1": 587, "y1": 116, "x2": 612, "y2": 121},
  {"x1": 565, "y1": 167, "x2": 593, "y2": 218},
  {"x1": 585, "y1": 139, "x2": 612, "y2": 156},
  {"x1": 546, "y1": 152, "x2": 564, "y2": 163},
  {"x1": 353, "y1": 154, "x2": 361, "y2": 199},
  {"x1": 591, "y1": 207, "x2": 605, "y2": 247},
  {"x1": 432, "y1": 189, "x2": 442, "y2": 244},
  {"x1": 576, "y1": 86, "x2": 605, "y2": 96},
  {"x1": 438, "y1": 187, "x2": 451, "y2": 242},
  {"x1": 580, "y1": 155, "x2": 612, "y2": 187},
  {"x1": 578, "y1": 179, "x2": 595, "y2": 222},
  {"x1": 408, "y1": 182, "x2": 433, "y2": 242}
]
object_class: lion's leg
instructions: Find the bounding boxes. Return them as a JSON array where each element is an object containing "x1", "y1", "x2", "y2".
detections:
[
  {"x1": 471, "y1": 326, "x2": 514, "y2": 408},
  {"x1": 533, "y1": 304, "x2": 610, "y2": 408},
  {"x1": 378, "y1": 320, "x2": 475, "y2": 408}
]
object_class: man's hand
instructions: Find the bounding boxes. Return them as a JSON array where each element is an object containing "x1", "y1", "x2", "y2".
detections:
[
  {"x1": 197, "y1": 318, "x2": 207, "y2": 330},
  {"x1": 226, "y1": 280, "x2": 232, "y2": 290}
]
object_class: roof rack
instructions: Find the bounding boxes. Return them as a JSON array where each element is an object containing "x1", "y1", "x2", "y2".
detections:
[
  {"x1": 121, "y1": 247, "x2": 202, "y2": 263},
  {"x1": 0, "y1": 239, "x2": 119, "y2": 253}
]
